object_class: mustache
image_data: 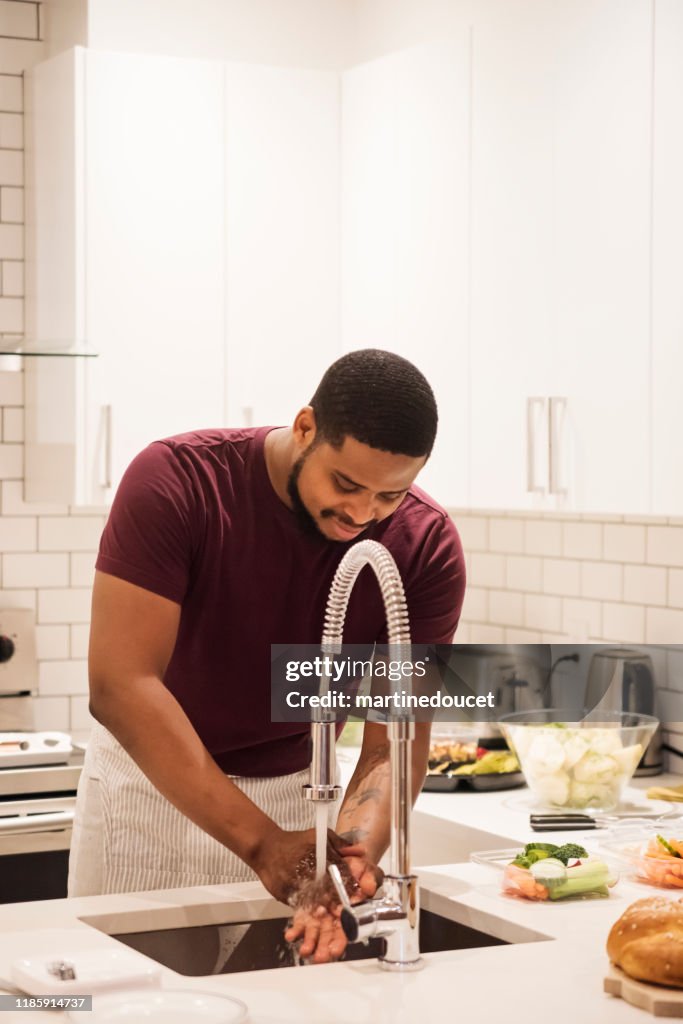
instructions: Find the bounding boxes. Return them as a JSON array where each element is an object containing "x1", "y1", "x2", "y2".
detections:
[{"x1": 320, "y1": 509, "x2": 375, "y2": 530}]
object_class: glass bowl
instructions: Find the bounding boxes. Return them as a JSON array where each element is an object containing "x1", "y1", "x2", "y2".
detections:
[
  {"x1": 600, "y1": 818, "x2": 683, "y2": 889},
  {"x1": 500, "y1": 709, "x2": 658, "y2": 813}
]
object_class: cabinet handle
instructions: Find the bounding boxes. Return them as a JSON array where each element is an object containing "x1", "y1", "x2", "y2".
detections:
[
  {"x1": 526, "y1": 397, "x2": 546, "y2": 493},
  {"x1": 548, "y1": 396, "x2": 567, "y2": 496},
  {"x1": 0, "y1": 810, "x2": 74, "y2": 835},
  {"x1": 101, "y1": 404, "x2": 112, "y2": 490}
]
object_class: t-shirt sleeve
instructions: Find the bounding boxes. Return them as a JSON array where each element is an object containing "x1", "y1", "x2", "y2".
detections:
[
  {"x1": 395, "y1": 514, "x2": 466, "y2": 645},
  {"x1": 95, "y1": 442, "x2": 200, "y2": 604}
]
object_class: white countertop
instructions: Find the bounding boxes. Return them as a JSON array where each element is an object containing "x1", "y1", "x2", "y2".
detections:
[{"x1": 1, "y1": 761, "x2": 682, "y2": 1023}]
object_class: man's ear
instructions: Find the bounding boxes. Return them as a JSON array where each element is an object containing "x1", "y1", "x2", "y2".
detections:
[{"x1": 293, "y1": 406, "x2": 317, "y2": 449}]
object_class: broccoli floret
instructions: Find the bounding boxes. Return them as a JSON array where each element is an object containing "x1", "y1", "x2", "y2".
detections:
[
  {"x1": 512, "y1": 842, "x2": 561, "y2": 869},
  {"x1": 553, "y1": 843, "x2": 588, "y2": 865}
]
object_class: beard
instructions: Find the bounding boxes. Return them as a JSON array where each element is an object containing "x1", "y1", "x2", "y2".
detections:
[
  {"x1": 286, "y1": 453, "x2": 375, "y2": 542},
  {"x1": 286, "y1": 454, "x2": 328, "y2": 540}
]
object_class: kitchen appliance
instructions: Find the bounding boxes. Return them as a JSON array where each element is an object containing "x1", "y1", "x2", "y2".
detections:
[
  {"x1": 0, "y1": 745, "x2": 83, "y2": 903},
  {"x1": 585, "y1": 648, "x2": 662, "y2": 776},
  {"x1": 435, "y1": 645, "x2": 551, "y2": 739}
]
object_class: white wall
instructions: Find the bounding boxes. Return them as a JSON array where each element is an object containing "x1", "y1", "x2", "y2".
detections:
[{"x1": 46, "y1": 0, "x2": 355, "y2": 69}]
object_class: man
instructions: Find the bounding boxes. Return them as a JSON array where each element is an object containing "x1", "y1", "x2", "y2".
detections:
[{"x1": 68, "y1": 348, "x2": 465, "y2": 963}]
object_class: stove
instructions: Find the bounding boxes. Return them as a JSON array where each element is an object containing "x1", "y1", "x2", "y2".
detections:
[{"x1": 0, "y1": 742, "x2": 84, "y2": 903}]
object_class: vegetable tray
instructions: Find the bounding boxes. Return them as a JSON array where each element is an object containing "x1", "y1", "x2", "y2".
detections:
[{"x1": 422, "y1": 770, "x2": 526, "y2": 792}]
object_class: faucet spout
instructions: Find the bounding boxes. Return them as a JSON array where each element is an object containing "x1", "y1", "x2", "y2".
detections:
[{"x1": 315, "y1": 539, "x2": 423, "y2": 971}]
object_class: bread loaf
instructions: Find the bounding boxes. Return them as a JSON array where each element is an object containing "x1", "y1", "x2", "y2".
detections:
[{"x1": 607, "y1": 896, "x2": 683, "y2": 988}]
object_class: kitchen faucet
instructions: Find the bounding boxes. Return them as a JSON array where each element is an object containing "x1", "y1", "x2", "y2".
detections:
[{"x1": 307, "y1": 539, "x2": 423, "y2": 971}]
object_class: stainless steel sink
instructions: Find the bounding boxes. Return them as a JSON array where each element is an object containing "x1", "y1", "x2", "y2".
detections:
[{"x1": 111, "y1": 910, "x2": 508, "y2": 976}]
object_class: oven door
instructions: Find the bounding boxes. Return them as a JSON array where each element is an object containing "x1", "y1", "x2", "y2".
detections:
[{"x1": 0, "y1": 795, "x2": 75, "y2": 903}]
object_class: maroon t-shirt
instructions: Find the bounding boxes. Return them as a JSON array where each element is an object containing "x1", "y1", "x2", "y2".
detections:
[{"x1": 96, "y1": 427, "x2": 466, "y2": 776}]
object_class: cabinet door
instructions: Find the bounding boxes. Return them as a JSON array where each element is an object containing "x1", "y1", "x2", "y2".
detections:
[
  {"x1": 552, "y1": 0, "x2": 651, "y2": 514},
  {"x1": 224, "y1": 63, "x2": 340, "y2": 429},
  {"x1": 342, "y1": 41, "x2": 470, "y2": 508},
  {"x1": 652, "y1": 0, "x2": 683, "y2": 514},
  {"x1": 85, "y1": 50, "x2": 226, "y2": 499},
  {"x1": 469, "y1": 3, "x2": 555, "y2": 510}
]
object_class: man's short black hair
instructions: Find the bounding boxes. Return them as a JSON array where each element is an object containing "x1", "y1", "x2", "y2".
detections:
[{"x1": 309, "y1": 349, "x2": 437, "y2": 458}]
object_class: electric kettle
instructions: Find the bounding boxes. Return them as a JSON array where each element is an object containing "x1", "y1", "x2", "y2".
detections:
[{"x1": 585, "y1": 648, "x2": 662, "y2": 775}]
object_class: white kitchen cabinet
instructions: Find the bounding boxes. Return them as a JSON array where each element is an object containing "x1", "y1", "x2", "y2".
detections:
[
  {"x1": 341, "y1": 40, "x2": 471, "y2": 508},
  {"x1": 224, "y1": 63, "x2": 340, "y2": 429},
  {"x1": 26, "y1": 48, "x2": 340, "y2": 504},
  {"x1": 26, "y1": 47, "x2": 226, "y2": 504},
  {"x1": 652, "y1": 0, "x2": 683, "y2": 514},
  {"x1": 469, "y1": 1, "x2": 555, "y2": 511},
  {"x1": 469, "y1": 0, "x2": 651, "y2": 514},
  {"x1": 552, "y1": 0, "x2": 651, "y2": 515}
]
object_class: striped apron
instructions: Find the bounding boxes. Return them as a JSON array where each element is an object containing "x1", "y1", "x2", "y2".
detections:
[{"x1": 68, "y1": 722, "x2": 335, "y2": 897}]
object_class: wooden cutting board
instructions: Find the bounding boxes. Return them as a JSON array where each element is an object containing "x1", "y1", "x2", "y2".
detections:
[{"x1": 605, "y1": 965, "x2": 683, "y2": 1017}]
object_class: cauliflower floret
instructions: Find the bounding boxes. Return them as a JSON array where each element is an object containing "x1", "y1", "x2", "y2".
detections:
[
  {"x1": 526, "y1": 734, "x2": 566, "y2": 774},
  {"x1": 562, "y1": 732, "x2": 589, "y2": 769},
  {"x1": 584, "y1": 728, "x2": 623, "y2": 756},
  {"x1": 531, "y1": 770, "x2": 570, "y2": 807},
  {"x1": 611, "y1": 743, "x2": 642, "y2": 776},
  {"x1": 569, "y1": 779, "x2": 619, "y2": 810},
  {"x1": 572, "y1": 751, "x2": 620, "y2": 784}
]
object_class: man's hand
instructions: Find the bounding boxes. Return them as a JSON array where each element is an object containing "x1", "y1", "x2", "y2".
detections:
[{"x1": 282, "y1": 837, "x2": 383, "y2": 964}]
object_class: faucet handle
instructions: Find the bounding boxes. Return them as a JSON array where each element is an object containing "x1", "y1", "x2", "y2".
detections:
[{"x1": 328, "y1": 864, "x2": 353, "y2": 912}]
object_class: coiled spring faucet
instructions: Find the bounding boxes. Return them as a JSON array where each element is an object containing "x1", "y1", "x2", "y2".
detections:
[{"x1": 309, "y1": 539, "x2": 423, "y2": 972}]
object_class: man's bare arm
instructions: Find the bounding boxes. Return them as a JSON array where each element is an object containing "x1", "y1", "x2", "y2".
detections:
[
  {"x1": 89, "y1": 571, "x2": 314, "y2": 901},
  {"x1": 335, "y1": 720, "x2": 431, "y2": 865}
]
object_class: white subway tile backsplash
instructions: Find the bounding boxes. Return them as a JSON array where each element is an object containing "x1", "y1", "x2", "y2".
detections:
[
  {"x1": 0, "y1": 185, "x2": 22, "y2": 222},
  {"x1": 467, "y1": 623, "x2": 505, "y2": 643},
  {"x1": 488, "y1": 589, "x2": 524, "y2": 627},
  {"x1": 0, "y1": 371, "x2": 22, "y2": 405},
  {"x1": 646, "y1": 608, "x2": 683, "y2": 644},
  {"x1": 38, "y1": 588, "x2": 91, "y2": 624},
  {"x1": 542, "y1": 558, "x2": 581, "y2": 597},
  {"x1": 0, "y1": 295, "x2": 22, "y2": 331},
  {"x1": 489, "y1": 517, "x2": 524, "y2": 553},
  {"x1": 0, "y1": 2, "x2": 38, "y2": 39},
  {"x1": 32, "y1": 695, "x2": 70, "y2": 731},
  {"x1": 504, "y1": 627, "x2": 542, "y2": 643},
  {"x1": 0, "y1": 444, "x2": 23, "y2": 479},
  {"x1": 670, "y1": 570, "x2": 683, "y2": 610},
  {"x1": 39, "y1": 658, "x2": 88, "y2": 696},
  {"x1": 580, "y1": 561, "x2": 623, "y2": 601},
  {"x1": 70, "y1": 695, "x2": 95, "y2": 734},
  {"x1": 602, "y1": 602, "x2": 645, "y2": 644},
  {"x1": 34, "y1": 624, "x2": 70, "y2": 660},
  {"x1": 3, "y1": 552, "x2": 67, "y2": 587},
  {"x1": 623, "y1": 565, "x2": 668, "y2": 606},
  {"x1": 0, "y1": 587, "x2": 35, "y2": 610},
  {"x1": 562, "y1": 597, "x2": 602, "y2": 640},
  {"x1": 0, "y1": 150, "x2": 22, "y2": 186},
  {"x1": 0, "y1": 113, "x2": 22, "y2": 149},
  {"x1": 0, "y1": 223, "x2": 22, "y2": 258},
  {"x1": 506, "y1": 555, "x2": 542, "y2": 592},
  {"x1": 460, "y1": 585, "x2": 487, "y2": 622},
  {"x1": 0, "y1": 76, "x2": 22, "y2": 113},
  {"x1": 524, "y1": 593, "x2": 562, "y2": 633},
  {"x1": 1, "y1": 259, "x2": 22, "y2": 296},
  {"x1": 469, "y1": 552, "x2": 505, "y2": 588},
  {"x1": 70, "y1": 623, "x2": 89, "y2": 659},
  {"x1": 2, "y1": 406, "x2": 21, "y2": 442},
  {"x1": 70, "y1": 552, "x2": 96, "y2": 588},
  {"x1": 0, "y1": 515, "x2": 34, "y2": 550},
  {"x1": 455, "y1": 514, "x2": 488, "y2": 552},
  {"x1": 2, "y1": 480, "x2": 67, "y2": 516},
  {"x1": 524, "y1": 519, "x2": 563, "y2": 557},
  {"x1": 604, "y1": 524, "x2": 646, "y2": 564},
  {"x1": 563, "y1": 521, "x2": 603, "y2": 560},
  {"x1": 39, "y1": 516, "x2": 104, "y2": 551},
  {"x1": 648, "y1": 526, "x2": 683, "y2": 568}
]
